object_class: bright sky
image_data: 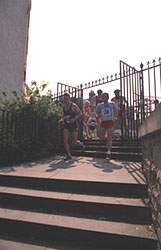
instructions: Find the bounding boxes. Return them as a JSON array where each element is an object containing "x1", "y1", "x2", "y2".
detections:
[{"x1": 26, "y1": 0, "x2": 161, "y2": 99}]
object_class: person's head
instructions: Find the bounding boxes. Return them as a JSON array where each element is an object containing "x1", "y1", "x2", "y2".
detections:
[
  {"x1": 114, "y1": 89, "x2": 120, "y2": 96},
  {"x1": 89, "y1": 90, "x2": 95, "y2": 100},
  {"x1": 154, "y1": 99, "x2": 159, "y2": 105},
  {"x1": 97, "y1": 89, "x2": 103, "y2": 96},
  {"x1": 63, "y1": 93, "x2": 71, "y2": 104},
  {"x1": 84, "y1": 100, "x2": 90, "y2": 108},
  {"x1": 102, "y1": 93, "x2": 109, "y2": 103}
]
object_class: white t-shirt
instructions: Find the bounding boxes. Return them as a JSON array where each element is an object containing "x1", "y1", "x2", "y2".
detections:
[{"x1": 96, "y1": 102, "x2": 116, "y2": 121}]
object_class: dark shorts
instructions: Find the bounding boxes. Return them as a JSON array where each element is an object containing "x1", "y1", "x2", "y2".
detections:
[
  {"x1": 89, "y1": 126, "x2": 96, "y2": 131},
  {"x1": 64, "y1": 126, "x2": 78, "y2": 132}
]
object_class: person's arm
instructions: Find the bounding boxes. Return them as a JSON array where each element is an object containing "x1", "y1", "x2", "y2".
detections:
[
  {"x1": 70, "y1": 103, "x2": 82, "y2": 123},
  {"x1": 87, "y1": 117, "x2": 91, "y2": 125},
  {"x1": 96, "y1": 105, "x2": 101, "y2": 126},
  {"x1": 113, "y1": 104, "x2": 118, "y2": 120},
  {"x1": 59, "y1": 107, "x2": 65, "y2": 124}
]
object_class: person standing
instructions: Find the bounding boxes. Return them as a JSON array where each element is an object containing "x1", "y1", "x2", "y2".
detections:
[
  {"x1": 60, "y1": 93, "x2": 84, "y2": 161},
  {"x1": 95, "y1": 89, "x2": 103, "y2": 138},
  {"x1": 111, "y1": 89, "x2": 127, "y2": 135},
  {"x1": 96, "y1": 92, "x2": 117, "y2": 160},
  {"x1": 96, "y1": 89, "x2": 103, "y2": 106},
  {"x1": 87, "y1": 112, "x2": 97, "y2": 139},
  {"x1": 89, "y1": 91, "x2": 96, "y2": 112},
  {"x1": 83, "y1": 100, "x2": 91, "y2": 139}
]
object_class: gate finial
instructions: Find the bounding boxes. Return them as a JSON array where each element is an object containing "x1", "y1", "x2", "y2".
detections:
[{"x1": 140, "y1": 63, "x2": 144, "y2": 69}]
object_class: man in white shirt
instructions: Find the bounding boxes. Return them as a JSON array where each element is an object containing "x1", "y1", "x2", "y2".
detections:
[{"x1": 96, "y1": 92, "x2": 117, "y2": 160}]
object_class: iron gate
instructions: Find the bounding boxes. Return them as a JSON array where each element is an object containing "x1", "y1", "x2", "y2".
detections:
[{"x1": 120, "y1": 59, "x2": 161, "y2": 140}]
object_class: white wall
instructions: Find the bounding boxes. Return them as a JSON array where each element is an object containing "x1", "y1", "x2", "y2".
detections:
[{"x1": 0, "y1": 0, "x2": 31, "y2": 100}]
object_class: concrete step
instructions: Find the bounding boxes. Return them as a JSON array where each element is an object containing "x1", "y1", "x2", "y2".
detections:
[
  {"x1": 83, "y1": 139, "x2": 141, "y2": 147},
  {"x1": 0, "y1": 186, "x2": 152, "y2": 225},
  {"x1": 0, "y1": 174, "x2": 148, "y2": 198},
  {"x1": 0, "y1": 236, "x2": 84, "y2": 250},
  {"x1": 0, "y1": 237, "x2": 53, "y2": 250},
  {"x1": 84, "y1": 145, "x2": 141, "y2": 153},
  {"x1": 72, "y1": 150, "x2": 142, "y2": 162},
  {"x1": 0, "y1": 208, "x2": 157, "y2": 250}
]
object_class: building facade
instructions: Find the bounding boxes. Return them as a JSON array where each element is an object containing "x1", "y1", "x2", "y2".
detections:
[{"x1": 0, "y1": 0, "x2": 31, "y2": 100}]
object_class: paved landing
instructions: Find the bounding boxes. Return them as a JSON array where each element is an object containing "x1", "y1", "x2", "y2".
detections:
[{"x1": 0, "y1": 155, "x2": 145, "y2": 184}]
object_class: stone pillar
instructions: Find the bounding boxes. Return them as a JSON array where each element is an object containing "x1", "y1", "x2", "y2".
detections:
[{"x1": 0, "y1": 0, "x2": 31, "y2": 100}]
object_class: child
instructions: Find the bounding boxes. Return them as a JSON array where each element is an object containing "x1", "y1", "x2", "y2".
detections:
[{"x1": 87, "y1": 112, "x2": 97, "y2": 139}]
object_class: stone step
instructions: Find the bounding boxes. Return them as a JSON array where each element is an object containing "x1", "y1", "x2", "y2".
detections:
[
  {"x1": 0, "y1": 186, "x2": 152, "y2": 225},
  {"x1": 84, "y1": 145, "x2": 141, "y2": 153},
  {"x1": 0, "y1": 237, "x2": 54, "y2": 250},
  {"x1": 83, "y1": 139, "x2": 141, "y2": 147},
  {"x1": 0, "y1": 208, "x2": 157, "y2": 250},
  {"x1": 72, "y1": 150, "x2": 142, "y2": 162},
  {"x1": 0, "y1": 174, "x2": 147, "y2": 198}
]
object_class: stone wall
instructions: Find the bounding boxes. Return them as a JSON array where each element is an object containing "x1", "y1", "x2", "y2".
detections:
[
  {"x1": 0, "y1": 0, "x2": 31, "y2": 100},
  {"x1": 139, "y1": 103, "x2": 161, "y2": 248}
]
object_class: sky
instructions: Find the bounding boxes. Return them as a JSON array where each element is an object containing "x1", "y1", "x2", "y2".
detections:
[{"x1": 26, "y1": 0, "x2": 161, "y2": 99}]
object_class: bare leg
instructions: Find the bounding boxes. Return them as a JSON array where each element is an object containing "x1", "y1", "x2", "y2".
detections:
[
  {"x1": 94, "y1": 129, "x2": 97, "y2": 139},
  {"x1": 71, "y1": 131, "x2": 83, "y2": 146},
  {"x1": 118, "y1": 114, "x2": 127, "y2": 136},
  {"x1": 63, "y1": 129, "x2": 72, "y2": 157},
  {"x1": 89, "y1": 130, "x2": 92, "y2": 138},
  {"x1": 83, "y1": 123, "x2": 88, "y2": 138},
  {"x1": 100, "y1": 127, "x2": 107, "y2": 140},
  {"x1": 106, "y1": 127, "x2": 114, "y2": 152}
]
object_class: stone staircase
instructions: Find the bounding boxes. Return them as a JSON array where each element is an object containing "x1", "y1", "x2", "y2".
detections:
[
  {"x1": 0, "y1": 173, "x2": 158, "y2": 249},
  {"x1": 72, "y1": 139, "x2": 142, "y2": 162}
]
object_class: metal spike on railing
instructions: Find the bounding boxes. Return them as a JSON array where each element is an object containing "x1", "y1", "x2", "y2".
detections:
[
  {"x1": 85, "y1": 83, "x2": 87, "y2": 88},
  {"x1": 88, "y1": 82, "x2": 90, "y2": 87},
  {"x1": 153, "y1": 59, "x2": 156, "y2": 64},
  {"x1": 106, "y1": 76, "x2": 109, "y2": 82},
  {"x1": 99, "y1": 79, "x2": 101, "y2": 84},
  {"x1": 111, "y1": 75, "x2": 113, "y2": 80},
  {"x1": 115, "y1": 73, "x2": 117, "y2": 79},
  {"x1": 147, "y1": 61, "x2": 150, "y2": 66},
  {"x1": 80, "y1": 84, "x2": 83, "y2": 89},
  {"x1": 140, "y1": 63, "x2": 144, "y2": 69},
  {"x1": 102, "y1": 78, "x2": 104, "y2": 83},
  {"x1": 92, "y1": 81, "x2": 94, "y2": 86},
  {"x1": 95, "y1": 80, "x2": 97, "y2": 86}
]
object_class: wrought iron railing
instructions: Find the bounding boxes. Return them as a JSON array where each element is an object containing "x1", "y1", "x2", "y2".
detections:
[
  {"x1": 54, "y1": 58, "x2": 161, "y2": 142},
  {"x1": 0, "y1": 109, "x2": 40, "y2": 166}
]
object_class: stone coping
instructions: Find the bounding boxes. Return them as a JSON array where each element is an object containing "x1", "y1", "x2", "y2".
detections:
[{"x1": 139, "y1": 103, "x2": 161, "y2": 138}]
